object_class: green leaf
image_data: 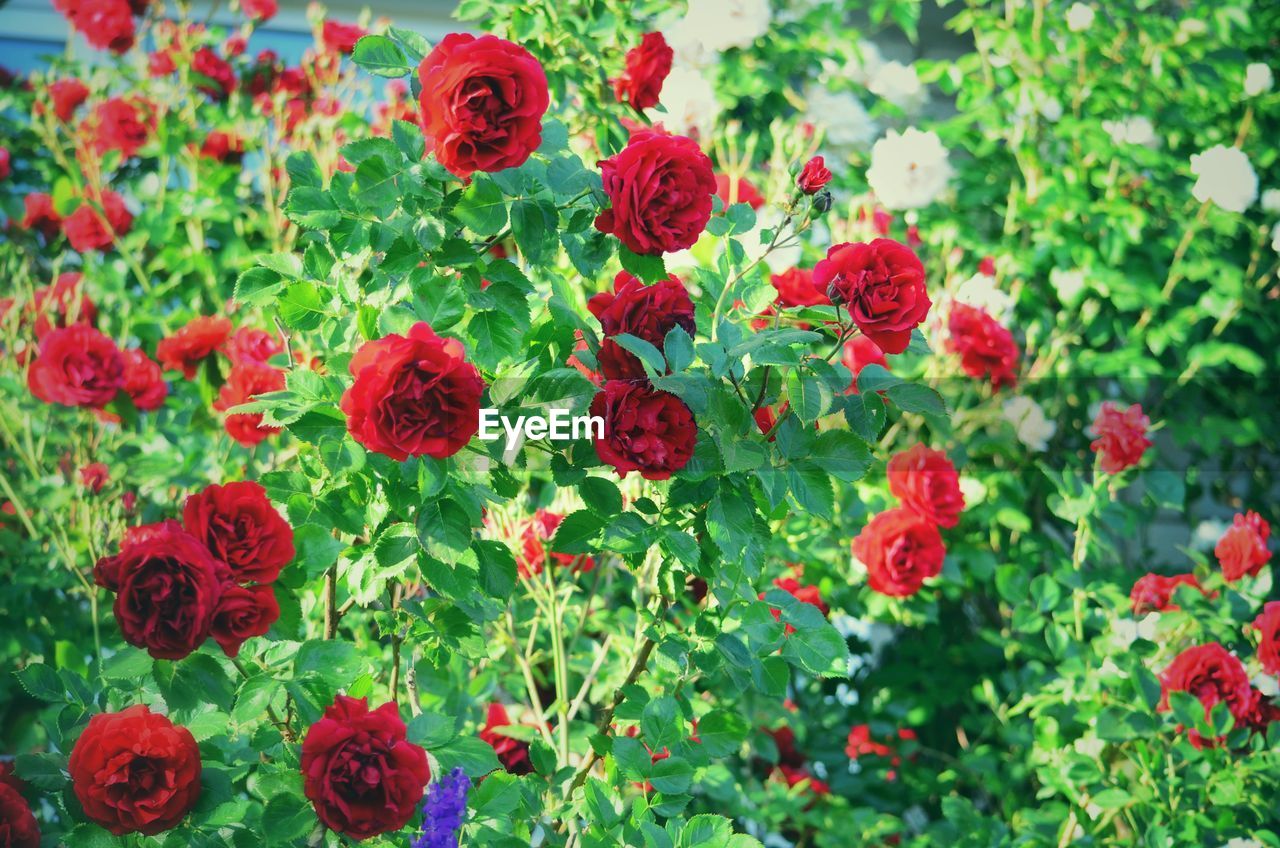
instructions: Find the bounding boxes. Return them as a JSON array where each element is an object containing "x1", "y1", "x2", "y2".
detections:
[
  {"x1": 100, "y1": 647, "x2": 153, "y2": 682},
  {"x1": 885, "y1": 382, "x2": 947, "y2": 419},
  {"x1": 351, "y1": 34, "x2": 412, "y2": 77},
  {"x1": 617, "y1": 245, "x2": 667, "y2": 282},
  {"x1": 695, "y1": 710, "x2": 749, "y2": 758},
  {"x1": 233, "y1": 674, "x2": 281, "y2": 725},
  {"x1": 550, "y1": 509, "x2": 605, "y2": 555},
  {"x1": 432, "y1": 736, "x2": 501, "y2": 777},
  {"x1": 278, "y1": 281, "x2": 329, "y2": 331},
  {"x1": 262, "y1": 792, "x2": 314, "y2": 845},
  {"x1": 664, "y1": 326, "x2": 695, "y2": 372},
  {"x1": 455, "y1": 177, "x2": 508, "y2": 236},
  {"x1": 14, "y1": 663, "x2": 64, "y2": 701},
  {"x1": 579, "y1": 477, "x2": 623, "y2": 517},
  {"x1": 415, "y1": 498, "x2": 475, "y2": 565},
  {"x1": 234, "y1": 267, "x2": 284, "y2": 307},
  {"x1": 612, "y1": 333, "x2": 666, "y2": 374}
]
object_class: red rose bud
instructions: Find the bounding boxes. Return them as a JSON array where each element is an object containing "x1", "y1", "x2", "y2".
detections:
[
  {"x1": 590, "y1": 380, "x2": 697, "y2": 481},
  {"x1": 47, "y1": 78, "x2": 90, "y2": 121},
  {"x1": 79, "y1": 462, "x2": 109, "y2": 493},
  {"x1": 978, "y1": 255, "x2": 996, "y2": 276},
  {"x1": 69, "y1": 706, "x2": 201, "y2": 835},
  {"x1": 886, "y1": 444, "x2": 965, "y2": 529},
  {"x1": 797, "y1": 155, "x2": 832, "y2": 194},
  {"x1": 183, "y1": 480, "x2": 295, "y2": 584},
  {"x1": 300, "y1": 695, "x2": 430, "y2": 839},
  {"x1": 588, "y1": 271, "x2": 696, "y2": 380},
  {"x1": 210, "y1": 583, "x2": 280, "y2": 657},
  {"x1": 813, "y1": 238, "x2": 931, "y2": 355},
  {"x1": 852, "y1": 507, "x2": 945, "y2": 597},
  {"x1": 418, "y1": 34, "x2": 549, "y2": 179},
  {"x1": 596, "y1": 129, "x2": 716, "y2": 256},
  {"x1": 1088, "y1": 401, "x2": 1151, "y2": 474},
  {"x1": 612, "y1": 32, "x2": 673, "y2": 110}
]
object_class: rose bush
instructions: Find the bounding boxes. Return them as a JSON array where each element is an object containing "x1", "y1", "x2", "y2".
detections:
[{"x1": 0, "y1": 0, "x2": 1278, "y2": 846}]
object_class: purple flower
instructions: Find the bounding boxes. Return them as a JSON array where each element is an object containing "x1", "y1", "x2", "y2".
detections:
[{"x1": 412, "y1": 766, "x2": 470, "y2": 848}]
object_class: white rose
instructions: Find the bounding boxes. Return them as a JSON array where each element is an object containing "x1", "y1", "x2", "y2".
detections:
[
  {"x1": 804, "y1": 87, "x2": 878, "y2": 151},
  {"x1": 1245, "y1": 63, "x2": 1274, "y2": 97},
  {"x1": 677, "y1": 0, "x2": 771, "y2": 54},
  {"x1": 845, "y1": 40, "x2": 885, "y2": 87},
  {"x1": 1001, "y1": 396, "x2": 1056, "y2": 452},
  {"x1": 1066, "y1": 2, "x2": 1095, "y2": 32},
  {"x1": 1049, "y1": 267, "x2": 1087, "y2": 304},
  {"x1": 1102, "y1": 115, "x2": 1157, "y2": 147},
  {"x1": 1190, "y1": 144, "x2": 1258, "y2": 213},
  {"x1": 650, "y1": 66, "x2": 721, "y2": 138},
  {"x1": 868, "y1": 60, "x2": 925, "y2": 111},
  {"x1": 1261, "y1": 188, "x2": 1280, "y2": 213},
  {"x1": 865, "y1": 127, "x2": 952, "y2": 210}
]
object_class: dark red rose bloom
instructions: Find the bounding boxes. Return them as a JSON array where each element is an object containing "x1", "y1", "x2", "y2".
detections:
[
  {"x1": 842, "y1": 335, "x2": 887, "y2": 394},
  {"x1": 80, "y1": 462, "x2": 109, "y2": 493},
  {"x1": 590, "y1": 380, "x2": 697, "y2": 481},
  {"x1": 1242, "y1": 690, "x2": 1280, "y2": 734},
  {"x1": 210, "y1": 583, "x2": 279, "y2": 657},
  {"x1": 214, "y1": 361, "x2": 286, "y2": 446},
  {"x1": 1252, "y1": 601, "x2": 1280, "y2": 676},
  {"x1": 222, "y1": 326, "x2": 282, "y2": 364},
  {"x1": 764, "y1": 725, "x2": 806, "y2": 769},
  {"x1": 0, "y1": 776, "x2": 39, "y2": 848},
  {"x1": 612, "y1": 32, "x2": 673, "y2": 110},
  {"x1": 68, "y1": 705, "x2": 201, "y2": 835},
  {"x1": 813, "y1": 239, "x2": 931, "y2": 355},
  {"x1": 85, "y1": 97, "x2": 152, "y2": 157},
  {"x1": 63, "y1": 189, "x2": 133, "y2": 252},
  {"x1": 183, "y1": 480, "x2": 295, "y2": 584},
  {"x1": 0, "y1": 149, "x2": 7, "y2": 181},
  {"x1": 192, "y1": 47, "x2": 236, "y2": 99},
  {"x1": 48, "y1": 78, "x2": 90, "y2": 121},
  {"x1": 27, "y1": 325, "x2": 124, "y2": 408},
  {"x1": 761, "y1": 576, "x2": 829, "y2": 634},
  {"x1": 341, "y1": 322, "x2": 485, "y2": 461},
  {"x1": 0, "y1": 762, "x2": 25, "y2": 795},
  {"x1": 588, "y1": 271, "x2": 696, "y2": 380},
  {"x1": 887, "y1": 444, "x2": 965, "y2": 529},
  {"x1": 300, "y1": 695, "x2": 430, "y2": 839},
  {"x1": 1089, "y1": 401, "x2": 1151, "y2": 475},
  {"x1": 595, "y1": 129, "x2": 716, "y2": 256},
  {"x1": 946, "y1": 303, "x2": 1019, "y2": 390},
  {"x1": 714, "y1": 173, "x2": 765, "y2": 211},
  {"x1": 516, "y1": 509, "x2": 596, "y2": 577},
  {"x1": 321, "y1": 20, "x2": 366, "y2": 54},
  {"x1": 1129, "y1": 572, "x2": 1212, "y2": 615},
  {"x1": 93, "y1": 520, "x2": 225, "y2": 660},
  {"x1": 241, "y1": 0, "x2": 277, "y2": 21},
  {"x1": 797, "y1": 156, "x2": 832, "y2": 194},
  {"x1": 120, "y1": 348, "x2": 168, "y2": 410},
  {"x1": 21, "y1": 193, "x2": 62, "y2": 239},
  {"x1": 53, "y1": 0, "x2": 136, "y2": 53},
  {"x1": 417, "y1": 33, "x2": 549, "y2": 179},
  {"x1": 770, "y1": 267, "x2": 829, "y2": 309},
  {"x1": 852, "y1": 507, "x2": 946, "y2": 597},
  {"x1": 156, "y1": 315, "x2": 233, "y2": 379},
  {"x1": 1159, "y1": 642, "x2": 1254, "y2": 747},
  {"x1": 479, "y1": 702, "x2": 533, "y2": 775},
  {"x1": 1216, "y1": 511, "x2": 1272, "y2": 582}
]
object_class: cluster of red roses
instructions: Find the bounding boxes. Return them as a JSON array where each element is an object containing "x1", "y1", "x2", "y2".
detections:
[
  {"x1": 845, "y1": 723, "x2": 917, "y2": 782},
  {"x1": 52, "y1": 0, "x2": 148, "y2": 54},
  {"x1": 95, "y1": 480, "x2": 293, "y2": 658},
  {"x1": 853, "y1": 444, "x2": 966, "y2": 597},
  {"x1": 1129, "y1": 511, "x2": 1271, "y2": 616}
]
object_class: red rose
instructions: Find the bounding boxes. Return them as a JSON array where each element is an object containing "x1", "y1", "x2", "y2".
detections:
[
  {"x1": 156, "y1": 315, "x2": 233, "y2": 379},
  {"x1": 0, "y1": 779, "x2": 39, "y2": 848},
  {"x1": 53, "y1": 0, "x2": 136, "y2": 53},
  {"x1": 595, "y1": 129, "x2": 716, "y2": 256},
  {"x1": 1253, "y1": 602, "x2": 1280, "y2": 676},
  {"x1": 886, "y1": 444, "x2": 965, "y2": 529},
  {"x1": 516, "y1": 509, "x2": 596, "y2": 577},
  {"x1": 192, "y1": 47, "x2": 236, "y2": 99},
  {"x1": 845, "y1": 724, "x2": 892, "y2": 760},
  {"x1": 770, "y1": 267, "x2": 829, "y2": 308},
  {"x1": 797, "y1": 156, "x2": 832, "y2": 194},
  {"x1": 588, "y1": 271, "x2": 696, "y2": 380},
  {"x1": 1215, "y1": 511, "x2": 1272, "y2": 581},
  {"x1": 479, "y1": 702, "x2": 534, "y2": 775},
  {"x1": 590, "y1": 380, "x2": 697, "y2": 481},
  {"x1": 21, "y1": 193, "x2": 61, "y2": 239},
  {"x1": 183, "y1": 480, "x2": 295, "y2": 584},
  {"x1": 417, "y1": 33, "x2": 549, "y2": 179},
  {"x1": 945, "y1": 303, "x2": 1019, "y2": 390},
  {"x1": 27, "y1": 325, "x2": 124, "y2": 408},
  {"x1": 761, "y1": 576, "x2": 829, "y2": 634},
  {"x1": 978, "y1": 255, "x2": 996, "y2": 276},
  {"x1": 1159, "y1": 642, "x2": 1254, "y2": 746},
  {"x1": 813, "y1": 239, "x2": 931, "y2": 355},
  {"x1": 242, "y1": 0, "x2": 276, "y2": 21},
  {"x1": 300, "y1": 695, "x2": 430, "y2": 839},
  {"x1": 68, "y1": 705, "x2": 201, "y2": 835},
  {"x1": 85, "y1": 97, "x2": 152, "y2": 157},
  {"x1": 321, "y1": 20, "x2": 366, "y2": 54},
  {"x1": 222, "y1": 326, "x2": 282, "y2": 364},
  {"x1": 200, "y1": 130, "x2": 245, "y2": 163},
  {"x1": 210, "y1": 583, "x2": 279, "y2": 657},
  {"x1": 841, "y1": 335, "x2": 887, "y2": 394},
  {"x1": 121, "y1": 348, "x2": 168, "y2": 410},
  {"x1": 214, "y1": 361, "x2": 286, "y2": 446},
  {"x1": 1129, "y1": 572, "x2": 1212, "y2": 615},
  {"x1": 612, "y1": 32, "x2": 673, "y2": 110},
  {"x1": 714, "y1": 173, "x2": 765, "y2": 211},
  {"x1": 341, "y1": 322, "x2": 485, "y2": 461},
  {"x1": 777, "y1": 766, "x2": 829, "y2": 802},
  {"x1": 63, "y1": 189, "x2": 133, "y2": 252},
  {"x1": 1089, "y1": 401, "x2": 1151, "y2": 475},
  {"x1": 0, "y1": 148, "x2": 8, "y2": 181},
  {"x1": 48, "y1": 78, "x2": 90, "y2": 121},
  {"x1": 94, "y1": 520, "x2": 225, "y2": 659},
  {"x1": 764, "y1": 725, "x2": 806, "y2": 769},
  {"x1": 80, "y1": 462, "x2": 109, "y2": 493},
  {"x1": 852, "y1": 507, "x2": 946, "y2": 597}
]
